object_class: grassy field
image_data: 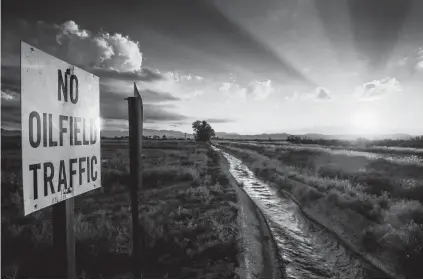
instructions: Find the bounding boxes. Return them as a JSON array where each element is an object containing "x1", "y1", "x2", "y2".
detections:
[
  {"x1": 215, "y1": 140, "x2": 423, "y2": 278},
  {"x1": 1, "y1": 138, "x2": 239, "y2": 278}
]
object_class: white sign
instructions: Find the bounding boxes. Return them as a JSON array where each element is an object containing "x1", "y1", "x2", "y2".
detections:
[{"x1": 21, "y1": 42, "x2": 101, "y2": 215}]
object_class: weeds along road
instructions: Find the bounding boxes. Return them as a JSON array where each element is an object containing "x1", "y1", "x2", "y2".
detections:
[
  {"x1": 2, "y1": 139, "x2": 243, "y2": 278},
  {"x1": 213, "y1": 145, "x2": 389, "y2": 279},
  {"x1": 2, "y1": 137, "x2": 418, "y2": 278}
]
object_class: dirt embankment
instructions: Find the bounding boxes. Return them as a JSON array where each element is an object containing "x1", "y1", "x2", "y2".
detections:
[{"x1": 219, "y1": 154, "x2": 285, "y2": 279}]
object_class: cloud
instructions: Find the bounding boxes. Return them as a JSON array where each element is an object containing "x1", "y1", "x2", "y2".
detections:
[
  {"x1": 205, "y1": 118, "x2": 234, "y2": 123},
  {"x1": 286, "y1": 87, "x2": 332, "y2": 101},
  {"x1": 389, "y1": 47, "x2": 423, "y2": 79},
  {"x1": 101, "y1": 119, "x2": 128, "y2": 131},
  {"x1": 193, "y1": 90, "x2": 204, "y2": 97},
  {"x1": 1, "y1": 66, "x2": 20, "y2": 93},
  {"x1": 3, "y1": 19, "x2": 145, "y2": 75},
  {"x1": 219, "y1": 82, "x2": 232, "y2": 91},
  {"x1": 56, "y1": 21, "x2": 142, "y2": 72},
  {"x1": 302, "y1": 87, "x2": 332, "y2": 101},
  {"x1": 140, "y1": 90, "x2": 181, "y2": 103},
  {"x1": 100, "y1": 90, "x2": 186, "y2": 123},
  {"x1": 91, "y1": 67, "x2": 163, "y2": 82},
  {"x1": 246, "y1": 80, "x2": 274, "y2": 100},
  {"x1": 99, "y1": 79, "x2": 180, "y2": 101},
  {"x1": 144, "y1": 105, "x2": 187, "y2": 123},
  {"x1": 1, "y1": 89, "x2": 21, "y2": 128},
  {"x1": 1, "y1": 90, "x2": 19, "y2": 101},
  {"x1": 218, "y1": 82, "x2": 247, "y2": 100},
  {"x1": 1, "y1": 20, "x2": 186, "y2": 130},
  {"x1": 165, "y1": 71, "x2": 198, "y2": 83},
  {"x1": 284, "y1": 92, "x2": 299, "y2": 100},
  {"x1": 353, "y1": 78, "x2": 402, "y2": 102},
  {"x1": 219, "y1": 79, "x2": 273, "y2": 101},
  {"x1": 315, "y1": 87, "x2": 332, "y2": 100},
  {"x1": 417, "y1": 47, "x2": 423, "y2": 70}
]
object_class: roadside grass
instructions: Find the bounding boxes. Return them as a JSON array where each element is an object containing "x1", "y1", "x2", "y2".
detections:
[
  {"x1": 228, "y1": 136, "x2": 423, "y2": 150},
  {"x1": 221, "y1": 141, "x2": 423, "y2": 201},
  {"x1": 1, "y1": 139, "x2": 239, "y2": 278},
  {"x1": 215, "y1": 141, "x2": 423, "y2": 278},
  {"x1": 229, "y1": 139, "x2": 423, "y2": 158}
]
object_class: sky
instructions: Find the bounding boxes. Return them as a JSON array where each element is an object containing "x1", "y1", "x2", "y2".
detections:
[{"x1": 2, "y1": 0, "x2": 423, "y2": 135}]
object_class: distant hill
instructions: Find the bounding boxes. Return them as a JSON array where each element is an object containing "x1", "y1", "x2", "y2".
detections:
[
  {"x1": 215, "y1": 132, "x2": 413, "y2": 141},
  {"x1": 1, "y1": 128, "x2": 413, "y2": 141}
]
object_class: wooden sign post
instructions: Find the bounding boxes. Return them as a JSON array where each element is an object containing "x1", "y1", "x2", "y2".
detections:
[
  {"x1": 52, "y1": 199, "x2": 76, "y2": 278},
  {"x1": 126, "y1": 83, "x2": 144, "y2": 278},
  {"x1": 20, "y1": 41, "x2": 101, "y2": 278}
]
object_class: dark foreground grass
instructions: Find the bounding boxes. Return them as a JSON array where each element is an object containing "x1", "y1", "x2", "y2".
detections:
[
  {"x1": 215, "y1": 141, "x2": 423, "y2": 278},
  {"x1": 1, "y1": 139, "x2": 239, "y2": 278}
]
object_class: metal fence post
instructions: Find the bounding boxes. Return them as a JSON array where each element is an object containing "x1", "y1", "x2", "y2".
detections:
[{"x1": 126, "y1": 82, "x2": 144, "y2": 278}]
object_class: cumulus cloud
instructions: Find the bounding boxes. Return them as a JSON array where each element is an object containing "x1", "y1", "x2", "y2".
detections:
[
  {"x1": 247, "y1": 80, "x2": 274, "y2": 101},
  {"x1": 195, "y1": 76, "x2": 204, "y2": 81},
  {"x1": 1, "y1": 20, "x2": 185, "y2": 129},
  {"x1": 3, "y1": 19, "x2": 151, "y2": 77},
  {"x1": 56, "y1": 21, "x2": 142, "y2": 72},
  {"x1": 353, "y1": 78, "x2": 402, "y2": 102}
]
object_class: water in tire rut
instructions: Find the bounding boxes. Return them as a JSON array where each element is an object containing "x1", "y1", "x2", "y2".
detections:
[{"x1": 215, "y1": 147, "x2": 386, "y2": 279}]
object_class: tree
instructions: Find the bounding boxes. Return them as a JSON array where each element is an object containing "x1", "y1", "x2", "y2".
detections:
[
  {"x1": 287, "y1": 135, "x2": 301, "y2": 143},
  {"x1": 162, "y1": 134, "x2": 167, "y2": 140},
  {"x1": 192, "y1": 120, "x2": 215, "y2": 142}
]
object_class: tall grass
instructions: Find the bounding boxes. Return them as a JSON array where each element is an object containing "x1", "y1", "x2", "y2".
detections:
[
  {"x1": 1, "y1": 140, "x2": 239, "y2": 278},
  {"x1": 216, "y1": 141, "x2": 423, "y2": 277}
]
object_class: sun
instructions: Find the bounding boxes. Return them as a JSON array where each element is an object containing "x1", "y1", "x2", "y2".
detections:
[{"x1": 351, "y1": 111, "x2": 379, "y2": 131}]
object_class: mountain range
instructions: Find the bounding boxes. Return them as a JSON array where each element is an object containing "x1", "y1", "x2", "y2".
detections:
[
  {"x1": 215, "y1": 132, "x2": 413, "y2": 140},
  {"x1": 2, "y1": 128, "x2": 415, "y2": 140}
]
